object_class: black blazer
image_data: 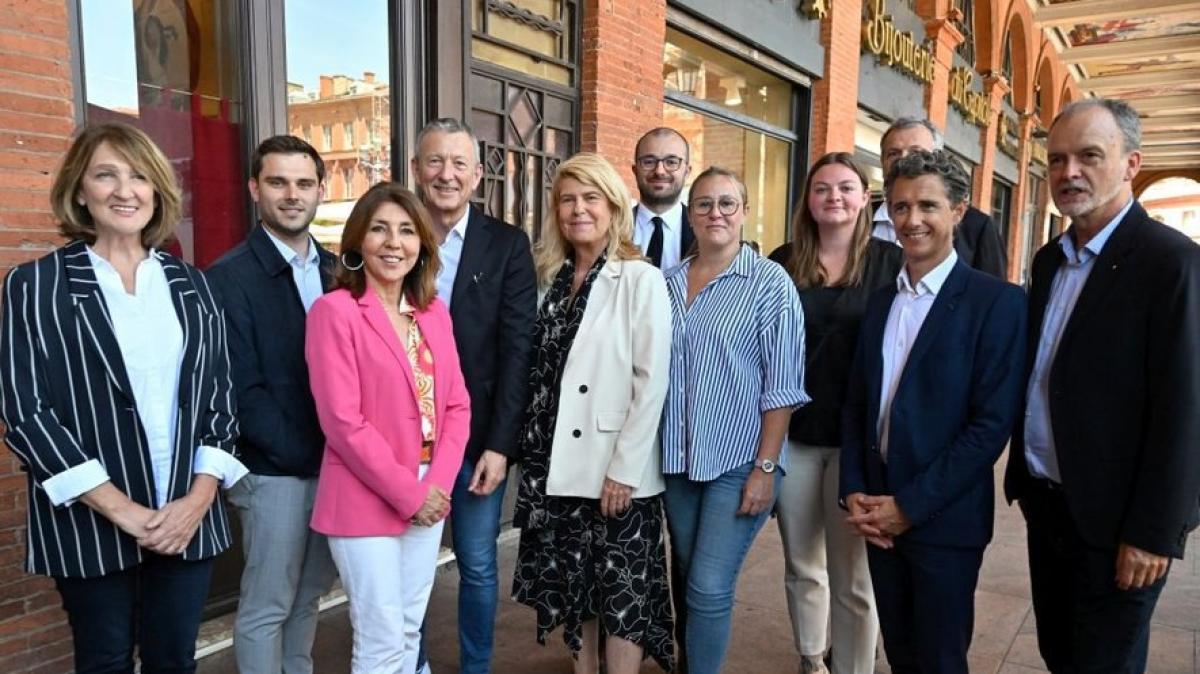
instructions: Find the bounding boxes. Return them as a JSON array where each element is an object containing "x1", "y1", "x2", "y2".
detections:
[
  {"x1": 1004, "y1": 203, "x2": 1200, "y2": 558},
  {"x1": 0, "y1": 241, "x2": 239, "y2": 578},
  {"x1": 207, "y1": 225, "x2": 335, "y2": 477},
  {"x1": 633, "y1": 204, "x2": 695, "y2": 265},
  {"x1": 955, "y1": 206, "x2": 1007, "y2": 279},
  {"x1": 449, "y1": 206, "x2": 537, "y2": 463},
  {"x1": 841, "y1": 260, "x2": 1026, "y2": 548}
]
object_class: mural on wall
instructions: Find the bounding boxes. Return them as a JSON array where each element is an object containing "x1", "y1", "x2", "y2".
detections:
[
  {"x1": 1090, "y1": 55, "x2": 1194, "y2": 77},
  {"x1": 1065, "y1": 14, "x2": 1200, "y2": 47}
]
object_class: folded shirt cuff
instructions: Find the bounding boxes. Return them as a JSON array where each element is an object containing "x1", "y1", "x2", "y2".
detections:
[
  {"x1": 42, "y1": 459, "x2": 110, "y2": 508},
  {"x1": 760, "y1": 389, "x2": 811, "y2": 412},
  {"x1": 193, "y1": 446, "x2": 250, "y2": 489}
]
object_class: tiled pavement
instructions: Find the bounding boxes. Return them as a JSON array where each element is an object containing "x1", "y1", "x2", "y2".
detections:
[{"x1": 198, "y1": 459, "x2": 1200, "y2": 673}]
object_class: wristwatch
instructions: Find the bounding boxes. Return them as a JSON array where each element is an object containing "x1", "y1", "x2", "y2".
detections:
[{"x1": 755, "y1": 458, "x2": 777, "y2": 474}]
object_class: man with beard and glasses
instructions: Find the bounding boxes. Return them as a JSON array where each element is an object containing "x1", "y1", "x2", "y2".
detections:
[
  {"x1": 208, "y1": 136, "x2": 338, "y2": 674},
  {"x1": 632, "y1": 127, "x2": 696, "y2": 271},
  {"x1": 411, "y1": 118, "x2": 537, "y2": 674},
  {"x1": 1005, "y1": 98, "x2": 1200, "y2": 672}
]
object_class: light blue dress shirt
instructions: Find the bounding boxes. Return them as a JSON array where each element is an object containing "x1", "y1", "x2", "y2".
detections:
[
  {"x1": 263, "y1": 226, "x2": 323, "y2": 313},
  {"x1": 1023, "y1": 200, "x2": 1133, "y2": 482},
  {"x1": 436, "y1": 208, "x2": 471, "y2": 309},
  {"x1": 661, "y1": 244, "x2": 809, "y2": 481}
]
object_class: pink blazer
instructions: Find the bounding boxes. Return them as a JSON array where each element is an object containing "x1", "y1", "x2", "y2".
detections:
[{"x1": 305, "y1": 288, "x2": 470, "y2": 536}]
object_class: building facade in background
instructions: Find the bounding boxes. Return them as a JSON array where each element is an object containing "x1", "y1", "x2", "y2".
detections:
[{"x1": 5, "y1": 0, "x2": 1190, "y2": 671}]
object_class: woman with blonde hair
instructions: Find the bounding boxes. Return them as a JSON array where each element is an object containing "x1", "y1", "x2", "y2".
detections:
[
  {"x1": 768, "y1": 152, "x2": 902, "y2": 673},
  {"x1": 0, "y1": 122, "x2": 245, "y2": 672},
  {"x1": 513, "y1": 152, "x2": 674, "y2": 674}
]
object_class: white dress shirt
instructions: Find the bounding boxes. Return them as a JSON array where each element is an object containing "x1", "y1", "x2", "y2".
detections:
[
  {"x1": 634, "y1": 201, "x2": 685, "y2": 271},
  {"x1": 41, "y1": 249, "x2": 247, "y2": 507},
  {"x1": 436, "y1": 208, "x2": 471, "y2": 309},
  {"x1": 871, "y1": 203, "x2": 901, "y2": 244},
  {"x1": 263, "y1": 226, "x2": 323, "y2": 312},
  {"x1": 876, "y1": 250, "x2": 959, "y2": 460}
]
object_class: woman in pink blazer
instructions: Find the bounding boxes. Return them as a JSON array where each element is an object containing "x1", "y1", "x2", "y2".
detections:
[{"x1": 306, "y1": 182, "x2": 470, "y2": 674}]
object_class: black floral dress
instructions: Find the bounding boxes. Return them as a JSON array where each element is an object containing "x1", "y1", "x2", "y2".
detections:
[{"x1": 512, "y1": 255, "x2": 675, "y2": 671}]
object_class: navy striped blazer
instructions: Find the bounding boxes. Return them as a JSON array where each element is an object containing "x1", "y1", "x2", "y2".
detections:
[{"x1": 0, "y1": 240, "x2": 239, "y2": 578}]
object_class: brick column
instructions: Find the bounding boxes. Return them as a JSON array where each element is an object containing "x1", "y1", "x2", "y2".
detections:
[
  {"x1": 0, "y1": 0, "x2": 77, "y2": 672},
  {"x1": 809, "y1": 0, "x2": 862, "y2": 163},
  {"x1": 923, "y1": 17, "x2": 964, "y2": 130},
  {"x1": 579, "y1": 0, "x2": 666, "y2": 191},
  {"x1": 971, "y1": 73, "x2": 1010, "y2": 213}
]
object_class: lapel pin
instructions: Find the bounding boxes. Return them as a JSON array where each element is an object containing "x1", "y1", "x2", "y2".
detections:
[{"x1": 473, "y1": 272, "x2": 484, "y2": 284}]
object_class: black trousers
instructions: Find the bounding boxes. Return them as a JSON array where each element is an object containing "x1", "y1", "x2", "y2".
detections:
[
  {"x1": 1020, "y1": 483, "x2": 1167, "y2": 673},
  {"x1": 867, "y1": 538, "x2": 984, "y2": 674},
  {"x1": 54, "y1": 553, "x2": 215, "y2": 674}
]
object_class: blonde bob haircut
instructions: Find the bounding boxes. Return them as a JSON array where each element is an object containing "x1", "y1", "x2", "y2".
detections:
[
  {"x1": 534, "y1": 152, "x2": 643, "y2": 287},
  {"x1": 50, "y1": 122, "x2": 182, "y2": 249}
]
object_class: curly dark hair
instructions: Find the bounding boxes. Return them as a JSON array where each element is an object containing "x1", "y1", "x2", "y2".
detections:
[{"x1": 885, "y1": 149, "x2": 971, "y2": 205}]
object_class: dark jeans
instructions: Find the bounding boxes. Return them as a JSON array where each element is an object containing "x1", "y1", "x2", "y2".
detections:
[
  {"x1": 54, "y1": 553, "x2": 215, "y2": 674},
  {"x1": 866, "y1": 538, "x2": 984, "y2": 674},
  {"x1": 1020, "y1": 484, "x2": 1168, "y2": 673}
]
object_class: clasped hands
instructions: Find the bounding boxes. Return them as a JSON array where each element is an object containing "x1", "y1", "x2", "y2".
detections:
[
  {"x1": 109, "y1": 475, "x2": 219, "y2": 556},
  {"x1": 412, "y1": 484, "x2": 452, "y2": 527},
  {"x1": 844, "y1": 492, "x2": 912, "y2": 549}
]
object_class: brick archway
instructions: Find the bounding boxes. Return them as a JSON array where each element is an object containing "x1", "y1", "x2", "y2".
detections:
[
  {"x1": 1004, "y1": 9, "x2": 1035, "y2": 113},
  {"x1": 1134, "y1": 169, "x2": 1200, "y2": 199}
]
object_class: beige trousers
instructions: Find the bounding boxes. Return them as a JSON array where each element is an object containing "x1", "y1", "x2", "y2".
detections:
[{"x1": 776, "y1": 440, "x2": 878, "y2": 674}]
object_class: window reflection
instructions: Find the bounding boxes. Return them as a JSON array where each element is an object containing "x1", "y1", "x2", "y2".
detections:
[
  {"x1": 80, "y1": 0, "x2": 246, "y2": 268},
  {"x1": 663, "y1": 29, "x2": 792, "y2": 129},
  {"x1": 285, "y1": 0, "x2": 390, "y2": 251}
]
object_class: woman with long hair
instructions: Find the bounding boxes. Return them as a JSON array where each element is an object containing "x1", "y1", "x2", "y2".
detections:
[{"x1": 768, "y1": 152, "x2": 903, "y2": 673}]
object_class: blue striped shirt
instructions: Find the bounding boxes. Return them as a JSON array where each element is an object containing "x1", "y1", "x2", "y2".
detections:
[{"x1": 661, "y1": 244, "x2": 809, "y2": 481}]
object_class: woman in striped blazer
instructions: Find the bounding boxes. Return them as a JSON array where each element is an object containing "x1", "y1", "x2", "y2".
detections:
[{"x1": 0, "y1": 123, "x2": 245, "y2": 673}]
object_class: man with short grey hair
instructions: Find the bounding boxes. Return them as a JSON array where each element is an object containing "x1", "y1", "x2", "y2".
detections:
[
  {"x1": 873, "y1": 117, "x2": 1007, "y2": 278},
  {"x1": 1005, "y1": 97, "x2": 1200, "y2": 672},
  {"x1": 411, "y1": 117, "x2": 537, "y2": 674}
]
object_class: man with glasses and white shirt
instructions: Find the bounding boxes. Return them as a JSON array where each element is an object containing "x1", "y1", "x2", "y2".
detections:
[{"x1": 632, "y1": 127, "x2": 696, "y2": 271}]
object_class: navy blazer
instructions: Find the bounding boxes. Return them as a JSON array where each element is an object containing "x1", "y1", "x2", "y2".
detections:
[
  {"x1": 840, "y1": 259, "x2": 1026, "y2": 548},
  {"x1": 448, "y1": 206, "x2": 537, "y2": 463},
  {"x1": 207, "y1": 225, "x2": 335, "y2": 477},
  {"x1": 0, "y1": 242, "x2": 239, "y2": 578},
  {"x1": 1004, "y1": 203, "x2": 1200, "y2": 558}
]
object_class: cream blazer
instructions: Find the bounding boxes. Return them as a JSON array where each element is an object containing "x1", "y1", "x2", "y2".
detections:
[{"x1": 545, "y1": 257, "x2": 671, "y2": 499}]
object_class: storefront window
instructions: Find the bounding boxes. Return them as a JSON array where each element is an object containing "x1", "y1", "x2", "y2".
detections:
[
  {"x1": 663, "y1": 28, "x2": 798, "y2": 254},
  {"x1": 285, "y1": 0, "x2": 391, "y2": 252},
  {"x1": 79, "y1": 0, "x2": 246, "y2": 268},
  {"x1": 1020, "y1": 175, "x2": 1045, "y2": 283},
  {"x1": 992, "y1": 177, "x2": 1014, "y2": 261}
]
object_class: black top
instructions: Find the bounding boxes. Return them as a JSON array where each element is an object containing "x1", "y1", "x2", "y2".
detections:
[{"x1": 769, "y1": 238, "x2": 903, "y2": 447}]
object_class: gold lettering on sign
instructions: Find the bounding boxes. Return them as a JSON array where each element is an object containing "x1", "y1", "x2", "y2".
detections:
[
  {"x1": 862, "y1": 0, "x2": 935, "y2": 84},
  {"x1": 997, "y1": 113, "x2": 1021, "y2": 159},
  {"x1": 948, "y1": 66, "x2": 990, "y2": 127},
  {"x1": 1030, "y1": 138, "x2": 1048, "y2": 166},
  {"x1": 801, "y1": 0, "x2": 828, "y2": 20}
]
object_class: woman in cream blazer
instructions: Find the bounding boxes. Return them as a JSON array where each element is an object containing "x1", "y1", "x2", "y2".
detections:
[{"x1": 512, "y1": 153, "x2": 674, "y2": 674}]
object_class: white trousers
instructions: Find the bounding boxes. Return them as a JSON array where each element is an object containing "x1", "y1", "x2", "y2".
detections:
[
  {"x1": 776, "y1": 440, "x2": 878, "y2": 674},
  {"x1": 328, "y1": 475, "x2": 445, "y2": 674}
]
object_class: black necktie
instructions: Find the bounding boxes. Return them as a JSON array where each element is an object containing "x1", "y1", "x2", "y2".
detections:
[{"x1": 647, "y1": 216, "x2": 664, "y2": 268}]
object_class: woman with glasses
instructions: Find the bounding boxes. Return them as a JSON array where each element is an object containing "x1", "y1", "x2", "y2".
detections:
[
  {"x1": 769, "y1": 152, "x2": 903, "y2": 674},
  {"x1": 661, "y1": 165, "x2": 808, "y2": 674}
]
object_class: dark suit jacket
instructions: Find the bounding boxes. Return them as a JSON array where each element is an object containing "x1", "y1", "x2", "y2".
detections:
[
  {"x1": 956, "y1": 206, "x2": 1007, "y2": 279},
  {"x1": 207, "y1": 225, "x2": 335, "y2": 477},
  {"x1": 840, "y1": 260, "x2": 1026, "y2": 548},
  {"x1": 449, "y1": 206, "x2": 537, "y2": 463},
  {"x1": 633, "y1": 204, "x2": 695, "y2": 265},
  {"x1": 1004, "y1": 202, "x2": 1200, "y2": 558},
  {"x1": 0, "y1": 241, "x2": 239, "y2": 577}
]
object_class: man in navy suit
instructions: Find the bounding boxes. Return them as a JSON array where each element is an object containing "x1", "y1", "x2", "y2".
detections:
[
  {"x1": 840, "y1": 150, "x2": 1026, "y2": 673},
  {"x1": 632, "y1": 127, "x2": 695, "y2": 270},
  {"x1": 1005, "y1": 98, "x2": 1200, "y2": 672}
]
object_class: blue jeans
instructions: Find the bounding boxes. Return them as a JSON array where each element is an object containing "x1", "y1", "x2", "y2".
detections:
[
  {"x1": 421, "y1": 458, "x2": 508, "y2": 673},
  {"x1": 54, "y1": 553, "x2": 215, "y2": 674},
  {"x1": 663, "y1": 462, "x2": 780, "y2": 674}
]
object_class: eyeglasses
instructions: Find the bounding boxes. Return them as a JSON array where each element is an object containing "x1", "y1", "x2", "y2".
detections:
[
  {"x1": 691, "y1": 197, "x2": 742, "y2": 216},
  {"x1": 636, "y1": 155, "x2": 685, "y2": 172}
]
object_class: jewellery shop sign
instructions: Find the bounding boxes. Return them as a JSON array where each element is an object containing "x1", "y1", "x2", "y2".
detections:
[{"x1": 862, "y1": 0, "x2": 935, "y2": 85}]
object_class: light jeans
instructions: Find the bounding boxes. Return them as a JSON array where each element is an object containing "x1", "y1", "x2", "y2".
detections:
[
  {"x1": 662, "y1": 462, "x2": 779, "y2": 674},
  {"x1": 776, "y1": 440, "x2": 878, "y2": 673}
]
